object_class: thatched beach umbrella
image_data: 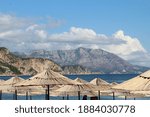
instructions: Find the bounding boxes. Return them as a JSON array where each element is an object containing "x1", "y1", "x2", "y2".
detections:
[
  {"x1": 55, "y1": 82, "x2": 97, "y2": 100},
  {"x1": 110, "y1": 82, "x2": 118, "y2": 86},
  {"x1": 0, "y1": 77, "x2": 48, "y2": 100},
  {"x1": 112, "y1": 70, "x2": 150, "y2": 99},
  {"x1": 90, "y1": 78, "x2": 111, "y2": 91},
  {"x1": 114, "y1": 91, "x2": 145, "y2": 100},
  {"x1": 15, "y1": 69, "x2": 74, "y2": 100},
  {"x1": 124, "y1": 92, "x2": 145, "y2": 100},
  {"x1": 74, "y1": 77, "x2": 89, "y2": 84},
  {"x1": 0, "y1": 76, "x2": 25, "y2": 100},
  {"x1": 113, "y1": 70, "x2": 150, "y2": 91},
  {"x1": 1, "y1": 76, "x2": 24, "y2": 86},
  {"x1": 90, "y1": 78, "x2": 111, "y2": 99},
  {"x1": 109, "y1": 89, "x2": 131, "y2": 100},
  {"x1": 131, "y1": 91, "x2": 150, "y2": 95},
  {"x1": 52, "y1": 90, "x2": 96, "y2": 100},
  {"x1": 0, "y1": 79, "x2": 5, "y2": 99},
  {"x1": 130, "y1": 91, "x2": 150, "y2": 98},
  {"x1": 16, "y1": 86, "x2": 47, "y2": 99},
  {"x1": 90, "y1": 78, "x2": 109, "y2": 85}
]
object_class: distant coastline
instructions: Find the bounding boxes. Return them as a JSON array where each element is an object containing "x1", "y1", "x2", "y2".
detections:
[{"x1": 0, "y1": 47, "x2": 149, "y2": 76}]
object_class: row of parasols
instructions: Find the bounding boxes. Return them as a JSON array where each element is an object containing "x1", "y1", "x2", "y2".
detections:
[{"x1": 0, "y1": 68, "x2": 150, "y2": 100}]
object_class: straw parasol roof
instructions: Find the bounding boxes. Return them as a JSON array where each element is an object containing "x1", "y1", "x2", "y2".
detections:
[
  {"x1": 0, "y1": 76, "x2": 24, "y2": 90},
  {"x1": 55, "y1": 82, "x2": 97, "y2": 98},
  {"x1": 90, "y1": 78, "x2": 111, "y2": 91},
  {"x1": 51, "y1": 90, "x2": 96, "y2": 97},
  {"x1": 56, "y1": 81, "x2": 95, "y2": 92},
  {"x1": 0, "y1": 76, "x2": 26, "y2": 95},
  {"x1": 0, "y1": 76, "x2": 53, "y2": 98},
  {"x1": 90, "y1": 78, "x2": 110, "y2": 85},
  {"x1": 116, "y1": 91, "x2": 145, "y2": 99},
  {"x1": 15, "y1": 69, "x2": 74, "y2": 86},
  {"x1": 110, "y1": 82, "x2": 118, "y2": 86},
  {"x1": 131, "y1": 91, "x2": 150, "y2": 95},
  {"x1": 112, "y1": 70, "x2": 150, "y2": 91},
  {"x1": 1, "y1": 76, "x2": 25, "y2": 86},
  {"x1": 74, "y1": 77, "x2": 89, "y2": 84},
  {"x1": 15, "y1": 69, "x2": 75, "y2": 100},
  {"x1": 126, "y1": 92, "x2": 145, "y2": 98}
]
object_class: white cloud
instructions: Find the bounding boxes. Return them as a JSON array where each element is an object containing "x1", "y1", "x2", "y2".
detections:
[
  {"x1": 0, "y1": 13, "x2": 64, "y2": 51},
  {"x1": 26, "y1": 24, "x2": 39, "y2": 31},
  {"x1": 34, "y1": 30, "x2": 48, "y2": 39},
  {"x1": 113, "y1": 30, "x2": 146, "y2": 54},
  {"x1": 0, "y1": 14, "x2": 32, "y2": 32},
  {"x1": 49, "y1": 27, "x2": 124, "y2": 45},
  {"x1": 0, "y1": 13, "x2": 150, "y2": 67}
]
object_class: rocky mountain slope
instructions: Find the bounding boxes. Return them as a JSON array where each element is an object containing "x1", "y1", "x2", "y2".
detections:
[
  {"x1": 62, "y1": 65, "x2": 92, "y2": 74},
  {"x1": 0, "y1": 47, "x2": 62, "y2": 75},
  {"x1": 25, "y1": 47, "x2": 149, "y2": 74}
]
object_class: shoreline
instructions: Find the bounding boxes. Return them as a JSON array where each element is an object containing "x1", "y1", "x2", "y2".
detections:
[{"x1": 0, "y1": 73, "x2": 139, "y2": 77}]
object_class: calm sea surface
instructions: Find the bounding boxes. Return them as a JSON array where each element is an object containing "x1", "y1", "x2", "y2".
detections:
[{"x1": 0, "y1": 74, "x2": 150, "y2": 100}]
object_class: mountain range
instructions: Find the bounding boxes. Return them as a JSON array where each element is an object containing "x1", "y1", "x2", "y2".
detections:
[
  {"x1": 17, "y1": 47, "x2": 149, "y2": 74},
  {"x1": 0, "y1": 47, "x2": 62, "y2": 75},
  {"x1": 0, "y1": 47, "x2": 92, "y2": 75}
]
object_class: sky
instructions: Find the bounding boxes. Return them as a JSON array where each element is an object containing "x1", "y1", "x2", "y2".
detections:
[{"x1": 0, "y1": 0, "x2": 150, "y2": 67}]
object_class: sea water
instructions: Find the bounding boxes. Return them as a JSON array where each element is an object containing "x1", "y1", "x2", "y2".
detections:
[{"x1": 0, "y1": 74, "x2": 150, "y2": 100}]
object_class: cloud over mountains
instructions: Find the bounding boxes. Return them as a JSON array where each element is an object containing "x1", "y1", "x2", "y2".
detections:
[{"x1": 0, "y1": 13, "x2": 150, "y2": 67}]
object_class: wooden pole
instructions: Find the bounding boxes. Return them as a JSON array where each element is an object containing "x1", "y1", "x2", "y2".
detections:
[
  {"x1": 78, "y1": 91, "x2": 80, "y2": 100},
  {"x1": 14, "y1": 89, "x2": 17, "y2": 100},
  {"x1": 26, "y1": 91, "x2": 28, "y2": 100},
  {"x1": 67, "y1": 94, "x2": 69, "y2": 100},
  {"x1": 0, "y1": 90, "x2": 2, "y2": 100},
  {"x1": 125, "y1": 96, "x2": 127, "y2": 100},
  {"x1": 113, "y1": 92, "x2": 115, "y2": 100},
  {"x1": 47, "y1": 85, "x2": 50, "y2": 100},
  {"x1": 98, "y1": 90, "x2": 101, "y2": 100}
]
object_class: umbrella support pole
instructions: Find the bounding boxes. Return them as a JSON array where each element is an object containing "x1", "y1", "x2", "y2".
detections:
[
  {"x1": 26, "y1": 91, "x2": 28, "y2": 100},
  {"x1": 125, "y1": 96, "x2": 127, "y2": 100},
  {"x1": 0, "y1": 90, "x2": 2, "y2": 100},
  {"x1": 112, "y1": 92, "x2": 115, "y2": 100},
  {"x1": 78, "y1": 91, "x2": 80, "y2": 100},
  {"x1": 67, "y1": 94, "x2": 69, "y2": 100},
  {"x1": 47, "y1": 85, "x2": 50, "y2": 100},
  {"x1": 98, "y1": 90, "x2": 101, "y2": 100},
  {"x1": 14, "y1": 90, "x2": 17, "y2": 100},
  {"x1": 45, "y1": 89, "x2": 48, "y2": 100}
]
